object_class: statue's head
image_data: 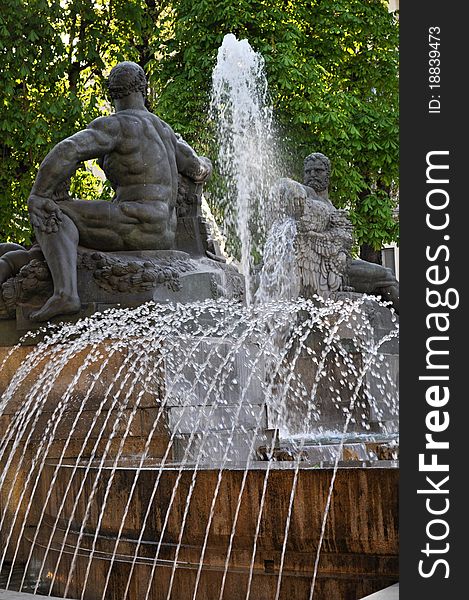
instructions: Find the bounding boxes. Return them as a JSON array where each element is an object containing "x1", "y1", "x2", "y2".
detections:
[
  {"x1": 107, "y1": 61, "x2": 147, "y2": 100},
  {"x1": 304, "y1": 152, "x2": 331, "y2": 193}
]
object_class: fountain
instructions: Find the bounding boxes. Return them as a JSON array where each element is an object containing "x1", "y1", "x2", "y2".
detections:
[
  {"x1": 210, "y1": 33, "x2": 280, "y2": 304},
  {"x1": 0, "y1": 36, "x2": 398, "y2": 600}
]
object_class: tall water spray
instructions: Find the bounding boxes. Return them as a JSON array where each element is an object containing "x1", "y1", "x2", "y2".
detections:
[
  {"x1": 211, "y1": 34, "x2": 277, "y2": 305},
  {"x1": 254, "y1": 217, "x2": 299, "y2": 304}
]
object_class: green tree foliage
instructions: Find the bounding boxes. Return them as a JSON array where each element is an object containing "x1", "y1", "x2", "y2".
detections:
[
  {"x1": 1, "y1": 0, "x2": 66, "y2": 242},
  {"x1": 0, "y1": 0, "x2": 398, "y2": 253},
  {"x1": 292, "y1": 0, "x2": 399, "y2": 252},
  {"x1": 149, "y1": 0, "x2": 399, "y2": 253},
  {"x1": 0, "y1": 0, "x2": 146, "y2": 243}
]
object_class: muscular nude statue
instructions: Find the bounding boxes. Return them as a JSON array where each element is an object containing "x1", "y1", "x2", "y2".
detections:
[{"x1": 7, "y1": 61, "x2": 211, "y2": 321}]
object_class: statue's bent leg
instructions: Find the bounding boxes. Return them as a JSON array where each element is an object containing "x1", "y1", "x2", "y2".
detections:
[
  {"x1": 347, "y1": 259, "x2": 399, "y2": 313},
  {"x1": 0, "y1": 243, "x2": 26, "y2": 257},
  {"x1": 29, "y1": 203, "x2": 81, "y2": 322},
  {"x1": 0, "y1": 248, "x2": 31, "y2": 285},
  {"x1": 0, "y1": 244, "x2": 43, "y2": 286},
  {"x1": 0, "y1": 244, "x2": 26, "y2": 284}
]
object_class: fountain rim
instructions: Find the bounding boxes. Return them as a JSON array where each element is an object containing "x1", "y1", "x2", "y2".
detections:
[{"x1": 45, "y1": 459, "x2": 399, "y2": 471}]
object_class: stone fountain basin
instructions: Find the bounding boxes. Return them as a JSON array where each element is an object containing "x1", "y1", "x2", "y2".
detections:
[{"x1": 28, "y1": 460, "x2": 398, "y2": 600}]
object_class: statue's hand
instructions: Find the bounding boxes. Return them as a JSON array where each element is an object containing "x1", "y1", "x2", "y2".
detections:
[
  {"x1": 272, "y1": 178, "x2": 306, "y2": 218},
  {"x1": 28, "y1": 194, "x2": 63, "y2": 234},
  {"x1": 193, "y1": 156, "x2": 213, "y2": 183}
]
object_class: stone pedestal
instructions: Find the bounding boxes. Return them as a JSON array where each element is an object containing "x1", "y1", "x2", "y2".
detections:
[
  {"x1": 165, "y1": 339, "x2": 268, "y2": 462},
  {"x1": 0, "y1": 250, "x2": 244, "y2": 344},
  {"x1": 282, "y1": 298, "x2": 398, "y2": 437},
  {"x1": 30, "y1": 463, "x2": 398, "y2": 600}
]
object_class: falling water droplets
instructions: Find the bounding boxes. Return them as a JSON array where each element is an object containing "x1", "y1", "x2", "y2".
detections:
[{"x1": 211, "y1": 34, "x2": 280, "y2": 304}]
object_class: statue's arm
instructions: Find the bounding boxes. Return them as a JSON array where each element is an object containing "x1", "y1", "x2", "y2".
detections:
[
  {"x1": 28, "y1": 118, "x2": 119, "y2": 234},
  {"x1": 30, "y1": 117, "x2": 119, "y2": 198},
  {"x1": 172, "y1": 132, "x2": 212, "y2": 183},
  {"x1": 272, "y1": 178, "x2": 307, "y2": 218}
]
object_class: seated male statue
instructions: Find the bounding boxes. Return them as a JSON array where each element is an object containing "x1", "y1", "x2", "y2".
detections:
[
  {"x1": 0, "y1": 61, "x2": 212, "y2": 321},
  {"x1": 279, "y1": 152, "x2": 399, "y2": 312}
]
